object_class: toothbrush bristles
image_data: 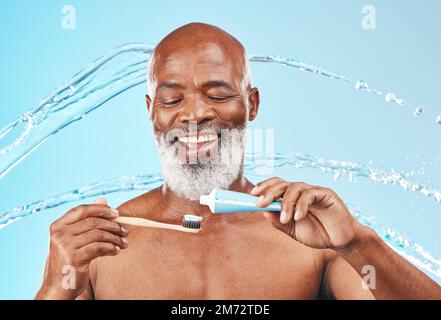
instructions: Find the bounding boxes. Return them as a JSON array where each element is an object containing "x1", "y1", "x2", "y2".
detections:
[{"x1": 182, "y1": 214, "x2": 202, "y2": 230}]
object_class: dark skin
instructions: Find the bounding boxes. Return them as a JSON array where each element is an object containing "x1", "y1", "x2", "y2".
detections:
[{"x1": 36, "y1": 23, "x2": 441, "y2": 300}]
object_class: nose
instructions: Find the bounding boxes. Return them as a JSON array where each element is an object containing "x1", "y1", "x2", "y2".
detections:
[{"x1": 177, "y1": 96, "x2": 217, "y2": 125}]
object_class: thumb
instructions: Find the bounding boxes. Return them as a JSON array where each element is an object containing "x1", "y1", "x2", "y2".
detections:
[{"x1": 94, "y1": 197, "x2": 108, "y2": 205}]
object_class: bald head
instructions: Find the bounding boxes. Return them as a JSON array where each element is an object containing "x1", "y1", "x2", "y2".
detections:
[
  {"x1": 145, "y1": 22, "x2": 260, "y2": 146},
  {"x1": 147, "y1": 23, "x2": 252, "y2": 96},
  {"x1": 145, "y1": 23, "x2": 260, "y2": 199}
]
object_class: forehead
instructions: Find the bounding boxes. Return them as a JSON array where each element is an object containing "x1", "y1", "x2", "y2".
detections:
[{"x1": 151, "y1": 42, "x2": 244, "y2": 85}]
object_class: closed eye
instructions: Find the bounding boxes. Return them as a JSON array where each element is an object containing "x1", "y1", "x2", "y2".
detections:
[
  {"x1": 162, "y1": 98, "x2": 182, "y2": 106},
  {"x1": 208, "y1": 95, "x2": 237, "y2": 102}
]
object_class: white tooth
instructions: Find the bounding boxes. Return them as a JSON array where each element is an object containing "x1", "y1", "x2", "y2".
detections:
[{"x1": 179, "y1": 134, "x2": 217, "y2": 144}]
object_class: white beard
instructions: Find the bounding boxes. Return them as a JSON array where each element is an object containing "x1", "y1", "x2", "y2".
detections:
[{"x1": 155, "y1": 126, "x2": 246, "y2": 201}]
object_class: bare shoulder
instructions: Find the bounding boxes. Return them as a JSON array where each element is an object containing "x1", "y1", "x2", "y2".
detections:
[
  {"x1": 115, "y1": 187, "x2": 161, "y2": 219},
  {"x1": 110, "y1": 187, "x2": 166, "y2": 246}
]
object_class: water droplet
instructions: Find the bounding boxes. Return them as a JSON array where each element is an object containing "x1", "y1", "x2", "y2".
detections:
[
  {"x1": 436, "y1": 115, "x2": 441, "y2": 125},
  {"x1": 348, "y1": 173, "x2": 357, "y2": 183},
  {"x1": 355, "y1": 80, "x2": 368, "y2": 91},
  {"x1": 333, "y1": 172, "x2": 342, "y2": 181},
  {"x1": 385, "y1": 92, "x2": 404, "y2": 106},
  {"x1": 414, "y1": 106, "x2": 424, "y2": 116}
]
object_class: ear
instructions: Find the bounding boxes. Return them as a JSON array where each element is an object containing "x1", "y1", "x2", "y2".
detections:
[
  {"x1": 247, "y1": 87, "x2": 260, "y2": 121},
  {"x1": 146, "y1": 94, "x2": 152, "y2": 115}
]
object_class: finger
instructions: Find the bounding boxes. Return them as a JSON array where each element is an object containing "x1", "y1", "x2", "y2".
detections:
[
  {"x1": 294, "y1": 188, "x2": 327, "y2": 221},
  {"x1": 77, "y1": 242, "x2": 121, "y2": 263},
  {"x1": 58, "y1": 204, "x2": 119, "y2": 225},
  {"x1": 70, "y1": 217, "x2": 128, "y2": 236},
  {"x1": 73, "y1": 229, "x2": 128, "y2": 249},
  {"x1": 255, "y1": 181, "x2": 290, "y2": 208},
  {"x1": 94, "y1": 197, "x2": 108, "y2": 205},
  {"x1": 250, "y1": 177, "x2": 284, "y2": 195},
  {"x1": 280, "y1": 183, "x2": 314, "y2": 224}
]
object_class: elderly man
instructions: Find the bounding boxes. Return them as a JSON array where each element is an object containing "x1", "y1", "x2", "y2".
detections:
[{"x1": 36, "y1": 23, "x2": 441, "y2": 300}]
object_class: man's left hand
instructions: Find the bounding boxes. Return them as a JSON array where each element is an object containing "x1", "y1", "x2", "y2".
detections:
[{"x1": 251, "y1": 177, "x2": 364, "y2": 250}]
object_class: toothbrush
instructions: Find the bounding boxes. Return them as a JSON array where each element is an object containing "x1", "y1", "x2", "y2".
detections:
[
  {"x1": 200, "y1": 189, "x2": 281, "y2": 213},
  {"x1": 113, "y1": 214, "x2": 202, "y2": 234}
]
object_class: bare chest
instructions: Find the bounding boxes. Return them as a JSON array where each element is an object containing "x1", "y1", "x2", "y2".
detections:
[{"x1": 93, "y1": 226, "x2": 324, "y2": 299}]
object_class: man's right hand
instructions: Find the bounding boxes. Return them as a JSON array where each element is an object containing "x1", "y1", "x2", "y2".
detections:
[{"x1": 35, "y1": 197, "x2": 129, "y2": 300}]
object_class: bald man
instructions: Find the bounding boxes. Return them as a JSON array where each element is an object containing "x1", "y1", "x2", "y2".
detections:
[{"x1": 36, "y1": 23, "x2": 441, "y2": 300}]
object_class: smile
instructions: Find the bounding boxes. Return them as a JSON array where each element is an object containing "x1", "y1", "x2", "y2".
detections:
[
  {"x1": 175, "y1": 132, "x2": 221, "y2": 159},
  {"x1": 177, "y1": 133, "x2": 219, "y2": 144}
]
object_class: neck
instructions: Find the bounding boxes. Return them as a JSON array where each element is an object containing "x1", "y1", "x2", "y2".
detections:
[{"x1": 153, "y1": 170, "x2": 255, "y2": 229}]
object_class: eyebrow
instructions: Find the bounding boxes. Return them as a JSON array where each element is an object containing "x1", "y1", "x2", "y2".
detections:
[
  {"x1": 156, "y1": 81, "x2": 184, "y2": 91},
  {"x1": 202, "y1": 80, "x2": 235, "y2": 91}
]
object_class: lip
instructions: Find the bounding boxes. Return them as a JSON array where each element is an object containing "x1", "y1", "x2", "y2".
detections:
[{"x1": 175, "y1": 132, "x2": 220, "y2": 159}]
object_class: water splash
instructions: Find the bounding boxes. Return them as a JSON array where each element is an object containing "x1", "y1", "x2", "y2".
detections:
[
  {"x1": 1, "y1": 162, "x2": 440, "y2": 281},
  {"x1": 4, "y1": 152, "x2": 441, "y2": 230},
  {"x1": 1, "y1": 43, "x2": 436, "y2": 180},
  {"x1": 385, "y1": 92, "x2": 405, "y2": 106},
  {"x1": 0, "y1": 174, "x2": 164, "y2": 229},
  {"x1": 245, "y1": 153, "x2": 441, "y2": 204},
  {"x1": 354, "y1": 80, "x2": 382, "y2": 95},
  {"x1": 249, "y1": 54, "x2": 351, "y2": 82},
  {"x1": 414, "y1": 106, "x2": 424, "y2": 116},
  {"x1": 0, "y1": 43, "x2": 154, "y2": 179},
  {"x1": 349, "y1": 205, "x2": 441, "y2": 280},
  {"x1": 0, "y1": 43, "x2": 440, "y2": 282}
]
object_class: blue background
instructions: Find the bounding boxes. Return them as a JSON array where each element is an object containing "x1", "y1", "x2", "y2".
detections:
[{"x1": 0, "y1": 0, "x2": 440, "y2": 299}]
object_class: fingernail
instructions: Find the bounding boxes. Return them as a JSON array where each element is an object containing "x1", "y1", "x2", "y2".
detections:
[
  {"x1": 280, "y1": 211, "x2": 288, "y2": 224},
  {"x1": 122, "y1": 237, "x2": 129, "y2": 246},
  {"x1": 256, "y1": 195, "x2": 265, "y2": 206},
  {"x1": 294, "y1": 209, "x2": 301, "y2": 221},
  {"x1": 120, "y1": 225, "x2": 128, "y2": 233},
  {"x1": 115, "y1": 246, "x2": 121, "y2": 253},
  {"x1": 111, "y1": 208, "x2": 119, "y2": 216}
]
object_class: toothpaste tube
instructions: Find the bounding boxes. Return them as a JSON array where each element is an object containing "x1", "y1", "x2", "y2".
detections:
[{"x1": 199, "y1": 189, "x2": 281, "y2": 213}]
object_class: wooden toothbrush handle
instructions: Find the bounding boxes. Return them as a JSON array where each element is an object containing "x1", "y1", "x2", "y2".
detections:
[{"x1": 113, "y1": 216, "x2": 199, "y2": 234}]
